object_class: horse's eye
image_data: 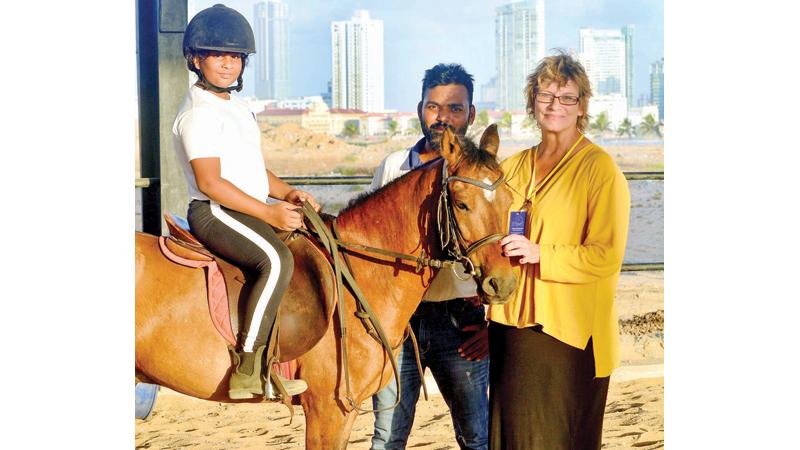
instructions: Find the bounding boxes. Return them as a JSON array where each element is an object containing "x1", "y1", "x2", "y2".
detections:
[{"x1": 455, "y1": 201, "x2": 469, "y2": 211}]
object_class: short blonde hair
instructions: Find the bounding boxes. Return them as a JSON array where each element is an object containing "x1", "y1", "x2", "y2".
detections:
[{"x1": 525, "y1": 50, "x2": 593, "y2": 133}]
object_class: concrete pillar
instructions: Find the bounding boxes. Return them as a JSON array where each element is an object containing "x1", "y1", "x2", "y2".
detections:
[{"x1": 137, "y1": 0, "x2": 188, "y2": 235}]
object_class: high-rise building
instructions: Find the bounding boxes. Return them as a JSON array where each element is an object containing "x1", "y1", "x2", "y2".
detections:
[
  {"x1": 650, "y1": 58, "x2": 664, "y2": 121},
  {"x1": 623, "y1": 25, "x2": 635, "y2": 109},
  {"x1": 579, "y1": 27, "x2": 628, "y2": 98},
  {"x1": 321, "y1": 80, "x2": 332, "y2": 108},
  {"x1": 253, "y1": 0, "x2": 290, "y2": 100},
  {"x1": 330, "y1": 10, "x2": 384, "y2": 112},
  {"x1": 637, "y1": 93, "x2": 650, "y2": 108},
  {"x1": 477, "y1": 76, "x2": 498, "y2": 111},
  {"x1": 495, "y1": 0, "x2": 545, "y2": 112}
]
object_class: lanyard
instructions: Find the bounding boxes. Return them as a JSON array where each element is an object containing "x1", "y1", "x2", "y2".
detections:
[{"x1": 523, "y1": 134, "x2": 584, "y2": 210}]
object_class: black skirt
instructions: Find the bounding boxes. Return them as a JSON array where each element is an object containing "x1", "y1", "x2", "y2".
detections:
[{"x1": 488, "y1": 323, "x2": 610, "y2": 450}]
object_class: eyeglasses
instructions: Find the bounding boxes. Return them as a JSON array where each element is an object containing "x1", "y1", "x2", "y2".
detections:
[{"x1": 534, "y1": 92, "x2": 580, "y2": 106}]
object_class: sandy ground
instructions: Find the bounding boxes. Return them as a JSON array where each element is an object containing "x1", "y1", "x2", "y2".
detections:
[
  {"x1": 136, "y1": 272, "x2": 664, "y2": 449},
  {"x1": 135, "y1": 124, "x2": 662, "y2": 179},
  {"x1": 255, "y1": 124, "x2": 663, "y2": 176}
]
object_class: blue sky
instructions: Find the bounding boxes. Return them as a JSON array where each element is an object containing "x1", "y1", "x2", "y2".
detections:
[{"x1": 193, "y1": 0, "x2": 663, "y2": 110}]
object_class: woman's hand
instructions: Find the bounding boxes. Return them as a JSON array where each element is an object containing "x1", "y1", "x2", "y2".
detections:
[
  {"x1": 262, "y1": 201, "x2": 304, "y2": 231},
  {"x1": 500, "y1": 234, "x2": 540, "y2": 264},
  {"x1": 458, "y1": 323, "x2": 489, "y2": 361},
  {"x1": 285, "y1": 189, "x2": 320, "y2": 212}
]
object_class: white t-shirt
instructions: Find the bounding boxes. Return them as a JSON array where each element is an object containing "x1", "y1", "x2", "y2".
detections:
[
  {"x1": 369, "y1": 138, "x2": 427, "y2": 191},
  {"x1": 172, "y1": 85, "x2": 269, "y2": 202}
]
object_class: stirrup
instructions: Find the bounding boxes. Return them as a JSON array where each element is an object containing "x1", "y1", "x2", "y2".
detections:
[{"x1": 265, "y1": 356, "x2": 307, "y2": 400}]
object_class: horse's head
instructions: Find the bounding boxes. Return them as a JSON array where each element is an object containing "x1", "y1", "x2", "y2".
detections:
[{"x1": 438, "y1": 124, "x2": 516, "y2": 305}]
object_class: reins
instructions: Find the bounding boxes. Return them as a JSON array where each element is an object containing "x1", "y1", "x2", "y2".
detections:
[
  {"x1": 301, "y1": 201, "x2": 403, "y2": 413},
  {"x1": 298, "y1": 158, "x2": 505, "y2": 413}
]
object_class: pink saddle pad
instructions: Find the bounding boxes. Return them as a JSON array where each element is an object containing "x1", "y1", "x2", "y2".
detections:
[{"x1": 158, "y1": 236, "x2": 298, "y2": 381}]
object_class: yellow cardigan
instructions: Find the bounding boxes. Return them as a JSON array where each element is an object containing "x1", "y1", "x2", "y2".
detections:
[{"x1": 488, "y1": 142, "x2": 630, "y2": 377}]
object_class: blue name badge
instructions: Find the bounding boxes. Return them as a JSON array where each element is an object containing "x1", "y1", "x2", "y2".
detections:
[{"x1": 509, "y1": 211, "x2": 527, "y2": 235}]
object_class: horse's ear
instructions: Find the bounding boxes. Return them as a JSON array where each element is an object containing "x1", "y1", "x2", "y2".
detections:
[
  {"x1": 440, "y1": 127, "x2": 460, "y2": 167},
  {"x1": 479, "y1": 123, "x2": 500, "y2": 156}
]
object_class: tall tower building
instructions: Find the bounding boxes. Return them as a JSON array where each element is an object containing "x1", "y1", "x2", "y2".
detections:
[
  {"x1": 495, "y1": 0, "x2": 545, "y2": 112},
  {"x1": 623, "y1": 25, "x2": 635, "y2": 109},
  {"x1": 253, "y1": 0, "x2": 290, "y2": 100},
  {"x1": 579, "y1": 28, "x2": 628, "y2": 98},
  {"x1": 330, "y1": 10, "x2": 384, "y2": 112},
  {"x1": 650, "y1": 58, "x2": 664, "y2": 121}
]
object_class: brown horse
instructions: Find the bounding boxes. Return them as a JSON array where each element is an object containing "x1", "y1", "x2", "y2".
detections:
[{"x1": 135, "y1": 125, "x2": 517, "y2": 448}]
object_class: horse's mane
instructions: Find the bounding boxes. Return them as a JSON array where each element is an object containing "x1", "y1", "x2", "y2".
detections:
[
  {"x1": 340, "y1": 134, "x2": 500, "y2": 215},
  {"x1": 340, "y1": 158, "x2": 436, "y2": 214}
]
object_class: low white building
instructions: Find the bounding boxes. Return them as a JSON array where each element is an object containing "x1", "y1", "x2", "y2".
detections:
[
  {"x1": 275, "y1": 95, "x2": 328, "y2": 110},
  {"x1": 385, "y1": 112, "x2": 419, "y2": 136},
  {"x1": 245, "y1": 98, "x2": 273, "y2": 115},
  {"x1": 328, "y1": 109, "x2": 358, "y2": 134},
  {"x1": 628, "y1": 104, "x2": 660, "y2": 125},
  {"x1": 588, "y1": 94, "x2": 628, "y2": 128},
  {"x1": 362, "y1": 113, "x2": 388, "y2": 136}
]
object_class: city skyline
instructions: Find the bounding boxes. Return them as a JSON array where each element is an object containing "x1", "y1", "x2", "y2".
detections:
[
  {"x1": 253, "y1": 0, "x2": 291, "y2": 99},
  {"x1": 330, "y1": 10, "x2": 385, "y2": 112},
  {"x1": 192, "y1": 0, "x2": 663, "y2": 112},
  {"x1": 579, "y1": 27, "x2": 628, "y2": 97},
  {"x1": 650, "y1": 58, "x2": 664, "y2": 120},
  {"x1": 495, "y1": 0, "x2": 545, "y2": 111}
]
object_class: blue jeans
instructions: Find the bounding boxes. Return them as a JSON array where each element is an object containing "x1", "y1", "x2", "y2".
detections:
[{"x1": 371, "y1": 300, "x2": 489, "y2": 450}]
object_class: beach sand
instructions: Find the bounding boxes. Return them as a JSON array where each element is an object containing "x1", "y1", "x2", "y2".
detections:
[{"x1": 136, "y1": 272, "x2": 664, "y2": 449}]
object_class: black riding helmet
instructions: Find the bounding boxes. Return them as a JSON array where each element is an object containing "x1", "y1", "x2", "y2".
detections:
[{"x1": 183, "y1": 4, "x2": 256, "y2": 93}]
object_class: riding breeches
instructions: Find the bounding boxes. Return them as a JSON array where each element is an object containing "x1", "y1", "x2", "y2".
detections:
[{"x1": 187, "y1": 200, "x2": 294, "y2": 353}]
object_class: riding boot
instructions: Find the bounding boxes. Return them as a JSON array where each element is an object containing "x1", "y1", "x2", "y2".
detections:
[{"x1": 228, "y1": 345, "x2": 267, "y2": 399}]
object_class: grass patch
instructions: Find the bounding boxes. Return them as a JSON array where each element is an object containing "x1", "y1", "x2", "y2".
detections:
[{"x1": 333, "y1": 166, "x2": 372, "y2": 176}]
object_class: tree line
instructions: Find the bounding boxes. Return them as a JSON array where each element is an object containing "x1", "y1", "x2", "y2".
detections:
[{"x1": 339, "y1": 110, "x2": 663, "y2": 139}]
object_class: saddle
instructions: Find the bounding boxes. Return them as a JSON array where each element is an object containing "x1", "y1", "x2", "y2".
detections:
[{"x1": 158, "y1": 214, "x2": 339, "y2": 381}]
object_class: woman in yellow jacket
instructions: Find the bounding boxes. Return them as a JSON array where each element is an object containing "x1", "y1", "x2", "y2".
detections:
[{"x1": 488, "y1": 52, "x2": 631, "y2": 450}]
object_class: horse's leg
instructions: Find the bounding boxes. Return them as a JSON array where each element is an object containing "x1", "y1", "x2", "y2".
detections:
[
  {"x1": 301, "y1": 393, "x2": 359, "y2": 450},
  {"x1": 296, "y1": 297, "x2": 399, "y2": 449}
]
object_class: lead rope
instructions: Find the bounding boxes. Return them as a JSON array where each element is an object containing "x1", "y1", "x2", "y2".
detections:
[
  {"x1": 406, "y1": 324, "x2": 429, "y2": 401},
  {"x1": 331, "y1": 219, "x2": 430, "y2": 404}
]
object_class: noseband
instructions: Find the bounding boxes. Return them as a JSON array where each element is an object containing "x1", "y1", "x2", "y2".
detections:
[{"x1": 437, "y1": 158, "x2": 505, "y2": 280}]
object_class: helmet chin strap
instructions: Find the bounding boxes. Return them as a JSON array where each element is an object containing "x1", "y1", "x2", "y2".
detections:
[{"x1": 196, "y1": 67, "x2": 245, "y2": 93}]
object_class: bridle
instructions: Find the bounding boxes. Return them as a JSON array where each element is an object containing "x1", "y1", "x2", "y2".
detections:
[{"x1": 436, "y1": 157, "x2": 505, "y2": 280}]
